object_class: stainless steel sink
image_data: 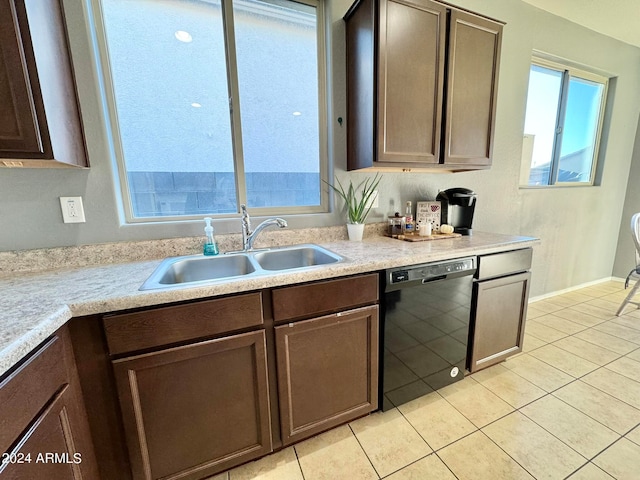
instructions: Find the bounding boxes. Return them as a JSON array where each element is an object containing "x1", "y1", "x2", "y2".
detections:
[
  {"x1": 140, "y1": 254, "x2": 256, "y2": 290},
  {"x1": 253, "y1": 245, "x2": 343, "y2": 271},
  {"x1": 140, "y1": 244, "x2": 343, "y2": 291}
]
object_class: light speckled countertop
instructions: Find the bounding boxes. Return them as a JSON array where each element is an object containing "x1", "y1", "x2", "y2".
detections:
[{"x1": 0, "y1": 232, "x2": 538, "y2": 377}]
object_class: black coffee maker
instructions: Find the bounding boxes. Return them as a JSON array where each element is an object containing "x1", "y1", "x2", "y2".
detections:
[{"x1": 436, "y1": 188, "x2": 477, "y2": 235}]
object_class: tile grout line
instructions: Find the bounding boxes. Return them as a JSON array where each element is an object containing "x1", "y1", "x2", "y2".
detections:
[
  {"x1": 474, "y1": 428, "x2": 545, "y2": 480},
  {"x1": 392, "y1": 396, "x2": 479, "y2": 476},
  {"x1": 572, "y1": 368, "x2": 640, "y2": 413},
  {"x1": 549, "y1": 386, "x2": 640, "y2": 437},
  {"x1": 431, "y1": 451, "x2": 462, "y2": 480},
  {"x1": 547, "y1": 335, "x2": 623, "y2": 362},
  {"x1": 292, "y1": 445, "x2": 306, "y2": 480},
  {"x1": 515, "y1": 390, "x2": 620, "y2": 463},
  {"x1": 346, "y1": 423, "x2": 382, "y2": 479}
]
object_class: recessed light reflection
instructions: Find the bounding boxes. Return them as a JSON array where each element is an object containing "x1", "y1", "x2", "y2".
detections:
[
  {"x1": 292, "y1": 111, "x2": 302, "y2": 116},
  {"x1": 175, "y1": 30, "x2": 193, "y2": 43},
  {"x1": 191, "y1": 103, "x2": 202, "y2": 108}
]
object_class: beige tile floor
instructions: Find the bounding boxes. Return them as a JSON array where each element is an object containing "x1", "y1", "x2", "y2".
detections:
[{"x1": 214, "y1": 281, "x2": 640, "y2": 480}]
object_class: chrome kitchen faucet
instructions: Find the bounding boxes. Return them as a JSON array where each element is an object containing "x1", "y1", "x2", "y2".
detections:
[{"x1": 241, "y1": 204, "x2": 287, "y2": 251}]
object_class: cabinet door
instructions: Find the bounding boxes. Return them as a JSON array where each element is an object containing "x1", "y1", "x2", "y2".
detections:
[
  {"x1": 0, "y1": 0, "x2": 87, "y2": 167},
  {"x1": 443, "y1": 10, "x2": 502, "y2": 166},
  {"x1": 377, "y1": 0, "x2": 446, "y2": 164},
  {"x1": 0, "y1": 327, "x2": 98, "y2": 480},
  {"x1": 0, "y1": 0, "x2": 44, "y2": 156},
  {"x1": 0, "y1": 385, "x2": 85, "y2": 480},
  {"x1": 469, "y1": 272, "x2": 530, "y2": 372},
  {"x1": 275, "y1": 306, "x2": 379, "y2": 445},
  {"x1": 113, "y1": 330, "x2": 271, "y2": 480}
]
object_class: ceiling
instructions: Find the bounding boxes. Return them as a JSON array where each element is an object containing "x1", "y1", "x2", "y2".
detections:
[{"x1": 522, "y1": 0, "x2": 640, "y2": 48}]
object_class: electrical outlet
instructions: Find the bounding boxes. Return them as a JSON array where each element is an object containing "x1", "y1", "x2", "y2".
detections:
[{"x1": 60, "y1": 196, "x2": 86, "y2": 223}]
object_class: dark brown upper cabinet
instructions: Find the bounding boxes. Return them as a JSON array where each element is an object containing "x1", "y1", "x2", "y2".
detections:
[
  {"x1": 0, "y1": 0, "x2": 87, "y2": 168},
  {"x1": 344, "y1": 0, "x2": 502, "y2": 171}
]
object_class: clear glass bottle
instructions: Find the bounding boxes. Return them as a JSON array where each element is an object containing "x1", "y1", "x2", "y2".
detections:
[{"x1": 405, "y1": 201, "x2": 414, "y2": 232}]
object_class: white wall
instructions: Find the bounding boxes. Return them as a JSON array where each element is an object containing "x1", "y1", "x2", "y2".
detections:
[
  {"x1": 613, "y1": 116, "x2": 640, "y2": 277},
  {"x1": 1, "y1": 0, "x2": 639, "y2": 298}
]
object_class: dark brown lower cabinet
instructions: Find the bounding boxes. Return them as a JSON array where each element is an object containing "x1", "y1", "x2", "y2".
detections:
[
  {"x1": 275, "y1": 305, "x2": 379, "y2": 445},
  {"x1": 69, "y1": 275, "x2": 379, "y2": 478},
  {"x1": 112, "y1": 330, "x2": 272, "y2": 480},
  {"x1": 468, "y1": 271, "x2": 531, "y2": 372},
  {"x1": 0, "y1": 326, "x2": 99, "y2": 480},
  {"x1": 1, "y1": 385, "x2": 85, "y2": 480}
]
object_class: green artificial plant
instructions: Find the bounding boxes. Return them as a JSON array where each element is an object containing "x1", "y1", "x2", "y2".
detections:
[{"x1": 324, "y1": 173, "x2": 382, "y2": 224}]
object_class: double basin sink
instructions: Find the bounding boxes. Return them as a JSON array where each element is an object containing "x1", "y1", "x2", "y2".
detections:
[{"x1": 140, "y1": 244, "x2": 343, "y2": 291}]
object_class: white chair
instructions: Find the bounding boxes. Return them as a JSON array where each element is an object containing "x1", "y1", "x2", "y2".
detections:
[{"x1": 617, "y1": 213, "x2": 640, "y2": 316}]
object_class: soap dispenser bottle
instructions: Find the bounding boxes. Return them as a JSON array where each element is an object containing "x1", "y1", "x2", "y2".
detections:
[{"x1": 203, "y1": 217, "x2": 219, "y2": 256}]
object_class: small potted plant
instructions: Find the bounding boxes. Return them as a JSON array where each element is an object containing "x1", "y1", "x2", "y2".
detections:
[{"x1": 325, "y1": 173, "x2": 382, "y2": 241}]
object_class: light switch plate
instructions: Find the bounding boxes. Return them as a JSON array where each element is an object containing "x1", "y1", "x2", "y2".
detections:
[{"x1": 60, "y1": 196, "x2": 86, "y2": 223}]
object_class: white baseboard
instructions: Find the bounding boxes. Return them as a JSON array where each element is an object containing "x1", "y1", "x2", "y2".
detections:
[{"x1": 529, "y1": 277, "x2": 624, "y2": 303}]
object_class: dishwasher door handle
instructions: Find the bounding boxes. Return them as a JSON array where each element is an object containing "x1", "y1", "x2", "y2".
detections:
[{"x1": 422, "y1": 275, "x2": 447, "y2": 284}]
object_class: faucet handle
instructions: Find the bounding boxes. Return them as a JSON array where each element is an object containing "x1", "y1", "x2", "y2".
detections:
[
  {"x1": 241, "y1": 205, "x2": 250, "y2": 225},
  {"x1": 240, "y1": 204, "x2": 251, "y2": 244},
  {"x1": 241, "y1": 204, "x2": 250, "y2": 225}
]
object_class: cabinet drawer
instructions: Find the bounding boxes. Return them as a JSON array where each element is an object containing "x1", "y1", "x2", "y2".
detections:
[
  {"x1": 477, "y1": 248, "x2": 532, "y2": 280},
  {"x1": 272, "y1": 274, "x2": 379, "y2": 323},
  {"x1": 104, "y1": 292, "x2": 264, "y2": 355},
  {"x1": 0, "y1": 336, "x2": 67, "y2": 453}
]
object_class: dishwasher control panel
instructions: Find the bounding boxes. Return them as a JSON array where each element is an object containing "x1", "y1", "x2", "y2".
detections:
[{"x1": 387, "y1": 257, "x2": 476, "y2": 285}]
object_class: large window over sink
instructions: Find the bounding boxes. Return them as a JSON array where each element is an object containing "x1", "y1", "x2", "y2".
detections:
[
  {"x1": 520, "y1": 57, "x2": 608, "y2": 187},
  {"x1": 94, "y1": 0, "x2": 328, "y2": 221}
]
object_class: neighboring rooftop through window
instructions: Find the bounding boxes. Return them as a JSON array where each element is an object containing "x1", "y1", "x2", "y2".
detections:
[{"x1": 95, "y1": 0, "x2": 327, "y2": 221}]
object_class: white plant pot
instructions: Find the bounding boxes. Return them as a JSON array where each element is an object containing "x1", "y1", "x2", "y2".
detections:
[{"x1": 347, "y1": 223, "x2": 365, "y2": 241}]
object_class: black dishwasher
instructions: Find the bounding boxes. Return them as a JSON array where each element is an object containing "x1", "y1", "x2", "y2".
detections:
[{"x1": 380, "y1": 257, "x2": 476, "y2": 410}]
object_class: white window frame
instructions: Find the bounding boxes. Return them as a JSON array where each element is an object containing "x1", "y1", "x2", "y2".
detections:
[
  {"x1": 520, "y1": 56, "x2": 608, "y2": 188},
  {"x1": 90, "y1": 0, "x2": 329, "y2": 223}
]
